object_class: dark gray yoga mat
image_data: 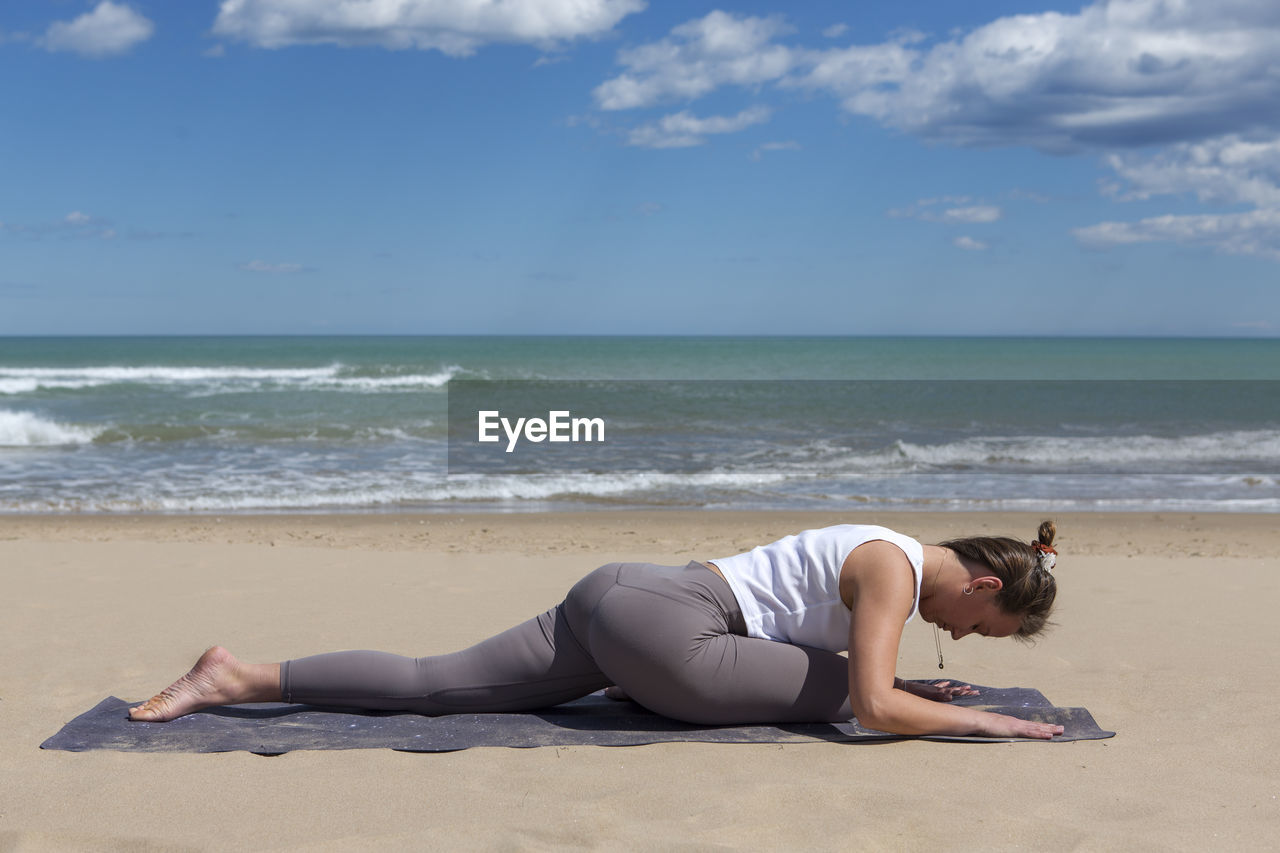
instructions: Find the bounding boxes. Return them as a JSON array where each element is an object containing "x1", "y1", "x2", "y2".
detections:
[{"x1": 42, "y1": 681, "x2": 1113, "y2": 754}]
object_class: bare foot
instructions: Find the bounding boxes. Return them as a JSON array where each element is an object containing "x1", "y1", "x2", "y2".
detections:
[
  {"x1": 129, "y1": 646, "x2": 252, "y2": 722},
  {"x1": 603, "y1": 685, "x2": 630, "y2": 701}
]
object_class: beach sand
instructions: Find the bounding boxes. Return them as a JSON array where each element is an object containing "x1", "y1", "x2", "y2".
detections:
[{"x1": 3, "y1": 511, "x2": 1277, "y2": 851}]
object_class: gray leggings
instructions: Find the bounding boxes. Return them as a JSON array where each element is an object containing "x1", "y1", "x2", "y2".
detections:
[{"x1": 280, "y1": 562, "x2": 854, "y2": 725}]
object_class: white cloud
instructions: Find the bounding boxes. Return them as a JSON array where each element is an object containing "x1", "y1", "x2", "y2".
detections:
[
  {"x1": 1, "y1": 211, "x2": 114, "y2": 238},
  {"x1": 594, "y1": 12, "x2": 796, "y2": 110},
  {"x1": 750, "y1": 140, "x2": 801, "y2": 161},
  {"x1": 532, "y1": 54, "x2": 570, "y2": 68},
  {"x1": 599, "y1": 4, "x2": 1280, "y2": 152},
  {"x1": 798, "y1": 1, "x2": 1280, "y2": 154},
  {"x1": 43, "y1": 2, "x2": 154, "y2": 58},
  {"x1": 592, "y1": 11, "x2": 919, "y2": 112},
  {"x1": 954, "y1": 236, "x2": 989, "y2": 251},
  {"x1": 888, "y1": 198, "x2": 1001, "y2": 224},
  {"x1": 240, "y1": 260, "x2": 306, "y2": 273},
  {"x1": 1078, "y1": 132, "x2": 1280, "y2": 258},
  {"x1": 941, "y1": 205, "x2": 1002, "y2": 224},
  {"x1": 1103, "y1": 135, "x2": 1280, "y2": 208},
  {"x1": 213, "y1": 0, "x2": 645, "y2": 56},
  {"x1": 627, "y1": 106, "x2": 771, "y2": 149},
  {"x1": 1074, "y1": 209, "x2": 1280, "y2": 261},
  {"x1": 822, "y1": 24, "x2": 848, "y2": 39}
]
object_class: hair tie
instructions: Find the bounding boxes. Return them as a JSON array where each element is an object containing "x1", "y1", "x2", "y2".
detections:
[{"x1": 1032, "y1": 541, "x2": 1057, "y2": 573}]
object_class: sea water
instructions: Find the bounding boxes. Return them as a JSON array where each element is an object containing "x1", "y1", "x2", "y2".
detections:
[{"x1": 1, "y1": 336, "x2": 1277, "y2": 513}]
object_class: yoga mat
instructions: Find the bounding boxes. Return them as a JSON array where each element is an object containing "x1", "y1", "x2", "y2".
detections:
[{"x1": 42, "y1": 681, "x2": 1113, "y2": 754}]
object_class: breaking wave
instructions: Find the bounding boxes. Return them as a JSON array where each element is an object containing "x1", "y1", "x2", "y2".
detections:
[{"x1": 0, "y1": 410, "x2": 102, "y2": 446}]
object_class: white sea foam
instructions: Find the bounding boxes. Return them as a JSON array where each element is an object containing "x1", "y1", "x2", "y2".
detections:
[
  {"x1": 0, "y1": 465, "x2": 797, "y2": 512},
  {"x1": 0, "y1": 363, "x2": 463, "y2": 394},
  {"x1": 889, "y1": 430, "x2": 1280, "y2": 469},
  {"x1": 0, "y1": 376, "x2": 134, "y2": 394},
  {"x1": 321, "y1": 370, "x2": 460, "y2": 391},
  {"x1": 3, "y1": 457, "x2": 1278, "y2": 512},
  {"x1": 9, "y1": 480, "x2": 1279, "y2": 514},
  {"x1": 0, "y1": 410, "x2": 101, "y2": 446}
]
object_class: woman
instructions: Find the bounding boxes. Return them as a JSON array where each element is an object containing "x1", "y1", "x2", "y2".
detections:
[{"x1": 129, "y1": 521, "x2": 1064, "y2": 739}]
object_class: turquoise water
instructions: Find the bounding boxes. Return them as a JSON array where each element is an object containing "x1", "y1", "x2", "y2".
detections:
[{"x1": 1, "y1": 336, "x2": 1278, "y2": 513}]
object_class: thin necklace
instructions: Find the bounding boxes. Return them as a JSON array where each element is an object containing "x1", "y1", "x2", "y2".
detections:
[{"x1": 931, "y1": 550, "x2": 946, "y2": 670}]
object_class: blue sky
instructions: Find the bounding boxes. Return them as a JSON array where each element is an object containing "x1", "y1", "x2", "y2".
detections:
[{"x1": 2, "y1": 0, "x2": 1278, "y2": 336}]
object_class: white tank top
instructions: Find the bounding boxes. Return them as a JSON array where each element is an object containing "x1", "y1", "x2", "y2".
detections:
[{"x1": 711, "y1": 525, "x2": 924, "y2": 652}]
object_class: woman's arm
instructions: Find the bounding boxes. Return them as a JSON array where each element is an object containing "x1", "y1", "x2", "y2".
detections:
[{"x1": 842, "y1": 542, "x2": 1063, "y2": 739}]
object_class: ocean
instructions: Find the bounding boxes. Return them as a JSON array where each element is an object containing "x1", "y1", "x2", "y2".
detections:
[{"x1": 1, "y1": 336, "x2": 1277, "y2": 514}]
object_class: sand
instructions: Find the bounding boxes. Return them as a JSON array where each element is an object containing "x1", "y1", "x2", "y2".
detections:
[{"x1": 2, "y1": 511, "x2": 1277, "y2": 851}]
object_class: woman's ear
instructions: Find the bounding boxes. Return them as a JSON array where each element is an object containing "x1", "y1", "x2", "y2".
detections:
[{"x1": 973, "y1": 576, "x2": 1003, "y2": 593}]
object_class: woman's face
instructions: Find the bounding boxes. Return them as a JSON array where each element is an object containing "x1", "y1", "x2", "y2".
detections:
[{"x1": 924, "y1": 585, "x2": 1023, "y2": 640}]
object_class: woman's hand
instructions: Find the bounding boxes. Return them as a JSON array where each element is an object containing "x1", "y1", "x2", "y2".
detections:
[
  {"x1": 895, "y1": 678, "x2": 980, "y2": 703},
  {"x1": 975, "y1": 711, "x2": 1064, "y2": 740}
]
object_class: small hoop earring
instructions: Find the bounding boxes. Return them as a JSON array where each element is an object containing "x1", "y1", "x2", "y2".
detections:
[{"x1": 963, "y1": 585, "x2": 973, "y2": 596}]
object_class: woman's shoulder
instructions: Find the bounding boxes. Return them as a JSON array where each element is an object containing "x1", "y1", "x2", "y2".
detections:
[
  {"x1": 803, "y1": 523, "x2": 919, "y2": 551},
  {"x1": 842, "y1": 537, "x2": 916, "y2": 568},
  {"x1": 837, "y1": 538, "x2": 920, "y2": 610},
  {"x1": 823, "y1": 526, "x2": 924, "y2": 581}
]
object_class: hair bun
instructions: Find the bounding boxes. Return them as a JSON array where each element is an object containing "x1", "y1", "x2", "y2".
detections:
[{"x1": 1036, "y1": 519, "x2": 1056, "y2": 548}]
